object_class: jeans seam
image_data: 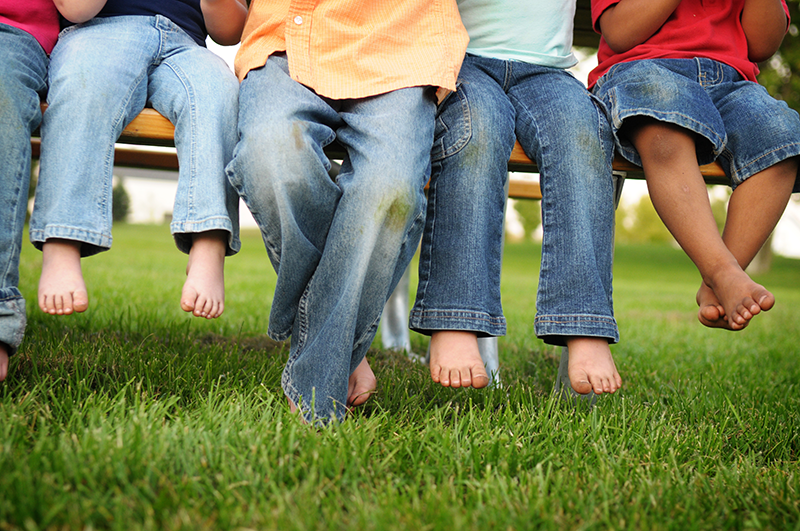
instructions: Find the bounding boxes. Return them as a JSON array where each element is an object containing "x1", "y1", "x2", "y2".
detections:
[
  {"x1": 162, "y1": 60, "x2": 199, "y2": 222},
  {"x1": 502, "y1": 59, "x2": 513, "y2": 92},
  {"x1": 535, "y1": 316, "x2": 617, "y2": 323},
  {"x1": 281, "y1": 279, "x2": 312, "y2": 400},
  {"x1": 729, "y1": 141, "x2": 800, "y2": 185},
  {"x1": 104, "y1": 72, "x2": 151, "y2": 235},
  {"x1": 414, "y1": 181, "x2": 436, "y2": 310},
  {"x1": 3, "y1": 164, "x2": 25, "y2": 283}
]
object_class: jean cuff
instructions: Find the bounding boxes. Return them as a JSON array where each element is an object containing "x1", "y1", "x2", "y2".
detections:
[
  {"x1": 534, "y1": 313, "x2": 619, "y2": 346},
  {"x1": 409, "y1": 309, "x2": 506, "y2": 337},
  {"x1": 0, "y1": 292, "x2": 27, "y2": 356}
]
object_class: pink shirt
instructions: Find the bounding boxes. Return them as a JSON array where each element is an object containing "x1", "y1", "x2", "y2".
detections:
[
  {"x1": 588, "y1": 0, "x2": 790, "y2": 87},
  {"x1": 0, "y1": 0, "x2": 60, "y2": 54}
]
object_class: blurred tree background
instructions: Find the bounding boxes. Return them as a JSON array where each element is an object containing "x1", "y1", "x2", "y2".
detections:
[{"x1": 759, "y1": 0, "x2": 800, "y2": 110}]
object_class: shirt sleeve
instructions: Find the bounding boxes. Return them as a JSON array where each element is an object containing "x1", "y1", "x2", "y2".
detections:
[{"x1": 591, "y1": 0, "x2": 620, "y2": 33}]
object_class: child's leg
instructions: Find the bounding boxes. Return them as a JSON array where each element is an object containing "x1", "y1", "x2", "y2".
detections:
[
  {"x1": 31, "y1": 18, "x2": 158, "y2": 312},
  {"x1": 0, "y1": 344, "x2": 8, "y2": 382},
  {"x1": 39, "y1": 240, "x2": 88, "y2": 315},
  {"x1": 511, "y1": 67, "x2": 620, "y2": 394},
  {"x1": 696, "y1": 158, "x2": 796, "y2": 326},
  {"x1": 181, "y1": 231, "x2": 227, "y2": 319},
  {"x1": 148, "y1": 31, "x2": 240, "y2": 317},
  {"x1": 409, "y1": 56, "x2": 512, "y2": 389},
  {"x1": 229, "y1": 57, "x2": 434, "y2": 423},
  {"x1": 1, "y1": 25, "x2": 46, "y2": 358},
  {"x1": 347, "y1": 356, "x2": 376, "y2": 407},
  {"x1": 698, "y1": 73, "x2": 800, "y2": 327},
  {"x1": 628, "y1": 118, "x2": 772, "y2": 330}
]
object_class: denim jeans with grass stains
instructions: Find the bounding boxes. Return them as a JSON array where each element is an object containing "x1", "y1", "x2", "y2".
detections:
[{"x1": 227, "y1": 54, "x2": 436, "y2": 423}]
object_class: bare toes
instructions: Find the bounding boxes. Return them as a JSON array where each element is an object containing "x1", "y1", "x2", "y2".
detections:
[
  {"x1": 448, "y1": 369, "x2": 462, "y2": 389},
  {"x1": 757, "y1": 291, "x2": 775, "y2": 312},
  {"x1": 471, "y1": 369, "x2": 490, "y2": 389},
  {"x1": 430, "y1": 365, "x2": 442, "y2": 384},
  {"x1": 73, "y1": 292, "x2": 89, "y2": 313},
  {"x1": 570, "y1": 371, "x2": 593, "y2": 395}
]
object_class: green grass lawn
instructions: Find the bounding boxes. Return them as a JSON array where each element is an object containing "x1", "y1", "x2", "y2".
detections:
[{"x1": 2, "y1": 224, "x2": 799, "y2": 530}]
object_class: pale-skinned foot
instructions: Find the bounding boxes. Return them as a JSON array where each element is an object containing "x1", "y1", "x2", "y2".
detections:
[
  {"x1": 429, "y1": 330, "x2": 490, "y2": 389},
  {"x1": 566, "y1": 337, "x2": 622, "y2": 395},
  {"x1": 0, "y1": 343, "x2": 8, "y2": 382},
  {"x1": 181, "y1": 231, "x2": 227, "y2": 319},
  {"x1": 347, "y1": 356, "x2": 377, "y2": 407},
  {"x1": 39, "y1": 240, "x2": 88, "y2": 315},
  {"x1": 705, "y1": 265, "x2": 774, "y2": 331}
]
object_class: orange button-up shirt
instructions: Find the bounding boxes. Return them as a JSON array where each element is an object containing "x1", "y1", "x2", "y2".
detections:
[{"x1": 235, "y1": 0, "x2": 469, "y2": 100}]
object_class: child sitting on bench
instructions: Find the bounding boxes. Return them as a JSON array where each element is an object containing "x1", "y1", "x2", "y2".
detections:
[
  {"x1": 225, "y1": 0, "x2": 468, "y2": 423},
  {"x1": 31, "y1": 0, "x2": 247, "y2": 319},
  {"x1": 590, "y1": 0, "x2": 800, "y2": 330},
  {"x1": 409, "y1": 0, "x2": 622, "y2": 395}
]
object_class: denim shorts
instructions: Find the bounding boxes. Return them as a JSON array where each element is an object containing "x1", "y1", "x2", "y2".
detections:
[{"x1": 593, "y1": 58, "x2": 800, "y2": 192}]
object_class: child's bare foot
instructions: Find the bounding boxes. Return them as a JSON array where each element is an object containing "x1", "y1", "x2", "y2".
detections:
[
  {"x1": 566, "y1": 337, "x2": 621, "y2": 395},
  {"x1": 286, "y1": 395, "x2": 309, "y2": 424},
  {"x1": 0, "y1": 343, "x2": 8, "y2": 382},
  {"x1": 705, "y1": 265, "x2": 774, "y2": 331},
  {"x1": 181, "y1": 231, "x2": 226, "y2": 319},
  {"x1": 429, "y1": 330, "x2": 490, "y2": 389},
  {"x1": 696, "y1": 282, "x2": 728, "y2": 328},
  {"x1": 39, "y1": 240, "x2": 88, "y2": 315},
  {"x1": 347, "y1": 356, "x2": 376, "y2": 407}
]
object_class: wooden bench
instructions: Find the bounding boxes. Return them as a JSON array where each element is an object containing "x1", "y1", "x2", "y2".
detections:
[{"x1": 30, "y1": 106, "x2": 729, "y2": 199}]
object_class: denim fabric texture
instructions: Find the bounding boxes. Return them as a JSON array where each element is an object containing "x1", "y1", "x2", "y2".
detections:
[
  {"x1": 593, "y1": 58, "x2": 800, "y2": 192},
  {"x1": 410, "y1": 53, "x2": 620, "y2": 345},
  {"x1": 227, "y1": 55, "x2": 435, "y2": 423},
  {"x1": 0, "y1": 24, "x2": 48, "y2": 354},
  {"x1": 30, "y1": 15, "x2": 241, "y2": 256}
]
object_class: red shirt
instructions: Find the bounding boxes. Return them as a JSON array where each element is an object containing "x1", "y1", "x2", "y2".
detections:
[
  {"x1": 588, "y1": 0, "x2": 790, "y2": 87},
  {"x1": 0, "y1": 0, "x2": 60, "y2": 54}
]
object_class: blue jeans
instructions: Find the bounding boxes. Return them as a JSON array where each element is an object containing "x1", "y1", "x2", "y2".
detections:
[
  {"x1": 226, "y1": 55, "x2": 435, "y2": 423},
  {"x1": 30, "y1": 15, "x2": 240, "y2": 256},
  {"x1": 410, "y1": 54, "x2": 619, "y2": 345},
  {"x1": 0, "y1": 24, "x2": 48, "y2": 354}
]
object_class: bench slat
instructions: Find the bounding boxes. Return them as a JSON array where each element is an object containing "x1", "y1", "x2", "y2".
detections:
[
  {"x1": 36, "y1": 93, "x2": 729, "y2": 201},
  {"x1": 118, "y1": 109, "x2": 727, "y2": 189},
  {"x1": 116, "y1": 112, "x2": 551, "y2": 197},
  {"x1": 508, "y1": 139, "x2": 728, "y2": 184},
  {"x1": 119, "y1": 108, "x2": 175, "y2": 143}
]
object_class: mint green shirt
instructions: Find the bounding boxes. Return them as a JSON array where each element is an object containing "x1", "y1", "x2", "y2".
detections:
[{"x1": 458, "y1": 0, "x2": 577, "y2": 69}]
